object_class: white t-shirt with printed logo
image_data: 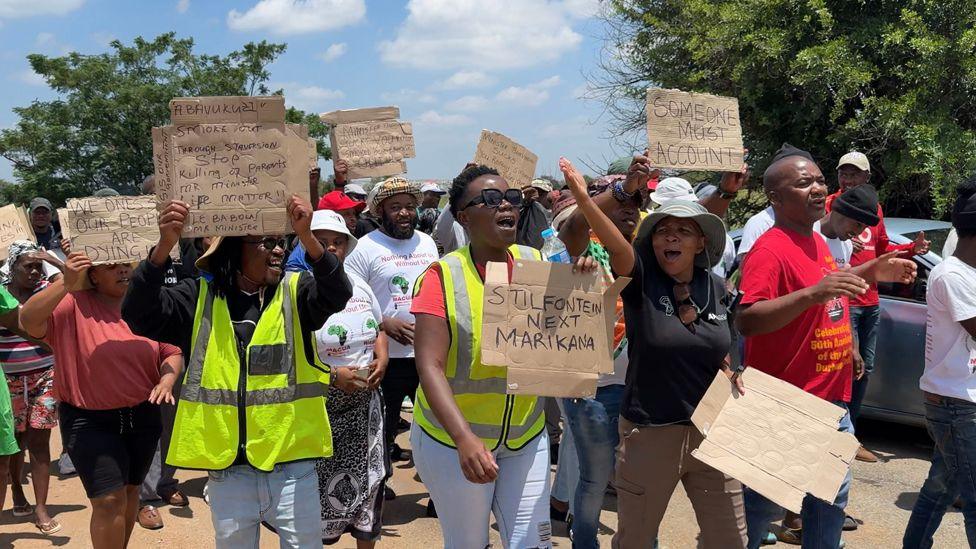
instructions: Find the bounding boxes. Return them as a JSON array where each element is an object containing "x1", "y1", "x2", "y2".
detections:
[
  {"x1": 920, "y1": 256, "x2": 976, "y2": 403},
  {"x1": 814, "y1": 224, "x2": 854, "y2": 269},
  {"x1": 314, "y1": 273, "x2": 383, "y2": 369},
  {"x1": 344, "y1": 230, "x2": 439, "y2": 358}
]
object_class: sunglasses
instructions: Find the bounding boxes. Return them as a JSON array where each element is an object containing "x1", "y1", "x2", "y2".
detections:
[
  {"x1": 673, "y1": 282, "x2": 700, "y2": 332},
  {"x1": 462, "y1": 188, "x2": 523, "y2": 211},
  {"x1": 243, "y1": 237, "x2": 287, "y2": 251}
]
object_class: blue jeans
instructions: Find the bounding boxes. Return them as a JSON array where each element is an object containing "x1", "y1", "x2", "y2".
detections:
[
  {"x1": 745, "y1": 403, "x2": 853, "y2": 549},
  {"x1": 551, "y1": 399, "x2": 578, "y2": 513},
  {"x1": 849, "y1": 305, "x2": 880, "y2": 428},
  {"x1": 561, "y1": 384, "x2": 624, "y2": 549},
  {"x1": 903, "y1": 397, "x2": 976, "y2": 548},
  {"x1": 207, "y1": 461, "x2": 323, "y2": 549}
]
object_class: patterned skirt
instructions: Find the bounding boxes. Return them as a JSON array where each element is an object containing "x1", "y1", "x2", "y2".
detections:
[{"x1": 316, "y1": 385, "x2": 388, "y2": 544}]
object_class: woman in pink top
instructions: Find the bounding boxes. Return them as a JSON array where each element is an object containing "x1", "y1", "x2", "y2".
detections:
[{"x1": 20, "y1": 252, "x2": 183, "y2": 549}]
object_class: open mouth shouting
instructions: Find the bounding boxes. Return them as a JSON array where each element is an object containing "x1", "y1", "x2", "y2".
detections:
[
  {"x1": 662, "y1": 248, "x2": 683, "y2": 263},
  {"x1": 495, "y1": 212, "x2": 517, "y2": 231}
]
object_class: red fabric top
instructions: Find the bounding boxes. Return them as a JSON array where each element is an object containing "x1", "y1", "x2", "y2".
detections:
[
  {"x1": 412, "y1": 255, "x2": 515, "y2": 319},
  {"x1": 740, "y1": 227, "x2": 853, "y2": 402},
  {"x1": 45, "y1": 290, "x2": 182, "y2": 410},
  {"x1": 826, "y1": 191, "x2": 915, "y2": 307}
]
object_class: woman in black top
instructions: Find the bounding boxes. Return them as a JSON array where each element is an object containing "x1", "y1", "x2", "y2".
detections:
[{"x1": 560, "y1": 157, "x2": 747, "y2": 548}]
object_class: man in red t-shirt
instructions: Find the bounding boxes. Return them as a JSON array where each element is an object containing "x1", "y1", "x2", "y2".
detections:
[
  {"x1": 735, "y1": 146, "x2": 917, "y2": 549},
  {"x1": 825, "y1": 151, "x2": 930, "y2": 463}
]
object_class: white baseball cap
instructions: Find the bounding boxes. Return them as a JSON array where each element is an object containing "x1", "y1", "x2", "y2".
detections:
[
  {"x1": 343, "y1": 183, "x2": 367, "y2": 197},
  {"x1": 837, "y1": 151, "x2": 870, "y2": 172},
  {"x1": 310, "y1": 209, "x2": 358, "y2": 254},
  {"x1": 649, "y1": 177, "x2": 697, "y2": 206},
  {"x1": 421, "y1": 182, "x2": 446, "y2": 194}
]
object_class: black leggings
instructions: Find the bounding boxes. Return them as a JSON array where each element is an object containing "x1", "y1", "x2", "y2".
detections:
[
  {"x1": 380, "y1": 358, "x2": 419, "y2": 453},
  {"x1": 59, "y1": 401, "x2": 161, "y2": 499}
]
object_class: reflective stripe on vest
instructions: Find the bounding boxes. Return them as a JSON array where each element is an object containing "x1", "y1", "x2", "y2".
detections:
[
  {"x1": 414, "y1": 244, "x2": 546, "y2": 451},
  {"x1": 167, "y1": 273, "x2": 332, "y2": 471}
]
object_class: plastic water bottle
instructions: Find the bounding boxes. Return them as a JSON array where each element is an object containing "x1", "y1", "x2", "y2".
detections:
[{"x1": 541, "y1": 228, "x2": 571, "y2": 263}]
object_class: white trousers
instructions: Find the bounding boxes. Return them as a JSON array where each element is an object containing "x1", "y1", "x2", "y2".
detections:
[{"x1": 411, "y1": 422, "x2": 552, "y2": 548}]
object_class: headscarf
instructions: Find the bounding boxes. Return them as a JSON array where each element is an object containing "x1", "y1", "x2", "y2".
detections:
[{"x1": 1, "y1": 240, "x2": 41, "y2": 285}]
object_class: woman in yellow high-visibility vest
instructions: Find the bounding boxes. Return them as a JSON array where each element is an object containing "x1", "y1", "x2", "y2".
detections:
[{"x1": 410, "y1": 164, "x2": 596, "y2": 548}]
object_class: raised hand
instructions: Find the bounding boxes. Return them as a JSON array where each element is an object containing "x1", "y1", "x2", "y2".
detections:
[{"x1": 808, "y1": 271, "x2": 869, "y2": 304}]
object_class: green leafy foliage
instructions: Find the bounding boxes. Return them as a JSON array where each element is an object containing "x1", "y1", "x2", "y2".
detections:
[
  {"x1": 0, "y1": 33, "x2": 330, "y2": 207},
  {"x1": 597, "y1": 0, "x2": 976, "y2": 221}
]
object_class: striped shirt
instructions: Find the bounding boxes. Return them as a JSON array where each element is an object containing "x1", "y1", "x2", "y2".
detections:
[{"x1": 0, "y1": 282, "x2": 54, "y2": 375}]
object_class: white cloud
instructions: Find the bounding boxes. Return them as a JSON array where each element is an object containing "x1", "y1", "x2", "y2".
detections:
[
  {"x1": 445, "y1": 95, "x2": 488, "y2": 112},
  {"x1": 416, "y1": 110, "x2": 472, "y2": 127},
  {"x1": 275, "y1": 83, "x2": 345, "y2": 112},
  {"x1": 495, "y1": 76, "x2": 561, "y2": 107},
  {"x1": 91, "y1": 32, "x2": 115, "y2": 47},
  {"x1": 538, "y1": 115, "x2": 593, "y2": 138},
  {"x1": 379, "y1": 0, "x2": 588, "y2": 70},
  {"x1": 13, "y1": 70, "x2": 46, "y2": 86},
  {"x1": 0, "y1": 0, "x2": 84, "y2": 18},
  {"x1": 563, "y1": 0, "x2": 601, "y2": 18},
  {"x1": 228, "y1": 0, "x2": 365, "y2": 35},
  {"x1": 319, "y1": 43, "x2": 347, "y2": 63},
  {"x1": 438, "y1": 70, "x2": 493, "y2": 90},
  {"x1": 176, "y1": 0, "x2": 190, "y2": 13},
  {"x1": 380, "y1": 88, "x2": 437, "y2": 105}
]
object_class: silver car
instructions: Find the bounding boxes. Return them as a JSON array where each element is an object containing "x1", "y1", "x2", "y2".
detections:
[{"x1": 731, "y1": 218, "x2": 952, "y2": 427}]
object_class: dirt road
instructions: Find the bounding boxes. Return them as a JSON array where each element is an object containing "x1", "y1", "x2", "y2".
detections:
[{"x1": 0, "y1": 419, "x2": 965, "y2": 548}]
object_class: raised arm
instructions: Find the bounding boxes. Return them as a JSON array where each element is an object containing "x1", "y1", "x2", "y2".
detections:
[{"x1": 20, "y1": 252, "x2": 91, "y2": 339}]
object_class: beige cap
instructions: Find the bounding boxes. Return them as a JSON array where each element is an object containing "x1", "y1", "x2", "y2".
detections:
[{"x1": 837, "y1": 151, "x2": 870, "y2": 172}]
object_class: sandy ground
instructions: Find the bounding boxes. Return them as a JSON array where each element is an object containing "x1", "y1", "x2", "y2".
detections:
[{"x1": 0, "y1": 417, "x2": 965, "y2": 548}]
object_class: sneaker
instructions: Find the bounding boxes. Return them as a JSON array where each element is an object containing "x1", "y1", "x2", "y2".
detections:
[
  {"x1": 57, "y1": 453, "x2": 76, "y2": 476},
  {"x1": 137, "y1": 505, "x2": 163, "y2": 530},
  {"x1": 401, "y1": 396, "x2": 413, "y2": 412},
  {"x1": 391, "y1": 445, "x2": 413, "y2": 463},
  {"x1": 843, "y1": 514, "x2": 859, "y2": 531},
  {"x1": 855, "y1": 446, "x2": 879, "y2": 463}
]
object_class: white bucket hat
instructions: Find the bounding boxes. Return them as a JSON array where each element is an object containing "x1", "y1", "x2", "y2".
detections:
[
  {"x1": 649, "y1": 177, "x2": 697, "y2": 207},
  {"x1": 311, "y1": 209, "x2": 358, "y2": 255}
]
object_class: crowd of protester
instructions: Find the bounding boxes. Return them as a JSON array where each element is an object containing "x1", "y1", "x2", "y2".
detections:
[{"x1": 1, "y1": 141, "x2": 975, "y2": 549}]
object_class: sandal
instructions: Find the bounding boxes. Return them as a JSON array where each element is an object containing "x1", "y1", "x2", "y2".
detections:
[
  {"x1": 36, "y1": 519, "x2": 63, "y2": 536},
  {"x1": 12, "y1": 503, "x2": 33, "y2": 517},
  {"x1": 774, "y1": 524, "x2": 802, "y2": 545}
]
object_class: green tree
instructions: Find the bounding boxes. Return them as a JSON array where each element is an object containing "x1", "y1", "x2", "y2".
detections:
[
  {"x1": 0, "y1": 33, "x2": 330, "y2": 206},
  {"x1": 595, "y1": 0, "x2": 976, "y2": 221}
]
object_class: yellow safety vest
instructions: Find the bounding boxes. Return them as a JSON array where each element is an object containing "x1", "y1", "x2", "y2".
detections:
[
  {"x1": 167, "y1": 272, "x2": 333, "y2": 471},
  {"x1": 413, "y1": 244, "x2": 546, "y2": 451}
]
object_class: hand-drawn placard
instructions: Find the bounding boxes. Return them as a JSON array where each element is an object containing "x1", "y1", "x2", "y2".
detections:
[
  {"x1": 646, "y1": 88, "x2": 744, "y2": 172},
  {"x1": 0, "y1": 205, "x2": 36, "y2": 259},
  {"x1": 473, "y1": 130, "x2": 538, "y2": 190},
  {"x1": 691, "y1": 368, "x2": 859, "y2": 513},
  {"x1": 152, "y1": 96, "x2": 311, "y2": 236},
  {"x1": 63, "y1": 195, "x2": 171, "y2": 265},
  {"x1": 481, "y1": 259, "x2": 629, "y2": 398},
  {"x1": 320, "y1": 106, "x2": 415, "y2": 179}
]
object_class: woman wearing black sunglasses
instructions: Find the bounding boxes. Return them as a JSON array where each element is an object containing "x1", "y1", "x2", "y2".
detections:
[
  {"x1": 560, "y1": 156, "x2": 748, "y2": 549},
  {"x1": 409, "y1": 164, "x2": 597, "y2": 548}
]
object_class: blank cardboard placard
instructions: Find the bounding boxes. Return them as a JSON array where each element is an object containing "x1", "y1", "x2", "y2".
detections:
[
  {"x1": 63, "y1": 196, "x2": 171, "y2": 265},
  {"x1": 473, "y1": 130, "x2": 538, "y2": 189},
  {"x1": 152, "y1": 96, "x2": 311, "y2": 236},
  {"x1": 0, "y1": 205, "x2": 36, "y2": 259},
  {"x1": 690, "y1": 368, "x2": 859, "y2": 513},
  {"x1": 481, "y1": 259, "x2": 629, "y2": 398},
  {"x1": 646, "y1": 88, "x2": 744, "y2": 172},
  {"x1": 320, "y1": 106, "x2": 415, "y2": 179}
]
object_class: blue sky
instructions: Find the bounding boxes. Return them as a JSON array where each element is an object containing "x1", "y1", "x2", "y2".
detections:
[{"x1": 0, "y1": 0, "x2": 632, "y2": 185}]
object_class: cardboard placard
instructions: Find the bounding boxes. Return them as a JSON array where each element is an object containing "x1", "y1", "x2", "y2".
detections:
[
  {"x1": 481, "y1": 259, "x2": 629, "y2": 398},
  {"x1": 690, "y1": 368, "x2": 860, "y2": 513},
  {"x1": 646, "y1": 88, "x2": 744, "y2": 172},
  {"x1": 152, "y1": 96, "x2": 312, "y2": 237},
  {"x1": 473, "y1": 130, "x2": 538, "y2": 189},
  {"x1": 0, "y1": 205, "x2": 36, "y2": 259},
  {"x1": 320, "y1": 106, "x2": 415, "y2": 179},
  {"x1": 62, "y1": 196, "x2": 173, "y2": 265}
]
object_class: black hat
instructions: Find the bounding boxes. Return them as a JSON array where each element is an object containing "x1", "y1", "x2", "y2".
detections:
[
  {"x1": 770, "y1": 143, "x2": 815, "y2": 164},
  {"x1": 952, "y1": 177, "x2": 976, "y2": 230},
  {"x1": 833, "y1": 185, "x2": 880, "y2": 226}
]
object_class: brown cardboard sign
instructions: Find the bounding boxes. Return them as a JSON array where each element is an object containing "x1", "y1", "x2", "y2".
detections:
[
  {"x1": 473, "y1": 130, "x2": 538, "y2": 189},
  {"x1": 63, "y1": 196, "x2": 173, "y2": 265},
  {"x1": 152, "y1": 96, "x2": 312, "y2": 237},
  {"x1": 481, "y1": 259, "x2": 629, "y2": 398},
  {"x1": 691, "y1": 368, "x2": 859, "y2": 513},
  {"x1": 320, "y1": 106, "x2": 415, "y2": 179},
  {"x1": 0, "y1": 205, "x2": 36, "y2": 259},
  {"x1": 646, "y1": 88, "x2": 744, "y2": 172}
]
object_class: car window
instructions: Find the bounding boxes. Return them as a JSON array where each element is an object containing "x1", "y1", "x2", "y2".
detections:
[
  {"x1": 904, "y1": 228, "x2": 950, "y2": 259},
  {"x1": 878, "y1": 258, "x2": 929, "y2": 303}
]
